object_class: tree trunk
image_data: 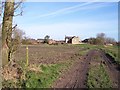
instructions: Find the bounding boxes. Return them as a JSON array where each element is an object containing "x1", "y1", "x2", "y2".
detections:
[{"x1": 2, "y1": 0, "x2": 14, "y2": 65}]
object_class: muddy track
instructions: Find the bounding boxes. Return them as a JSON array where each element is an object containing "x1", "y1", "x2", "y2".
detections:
[
  {"x1": 52, "y1": 50, "x2": 95, "y2": 88},
  {"x1": 52, "y1": 49, "x2": 119, "y2": 88},
  {"x1": 99, "y1": 50, "x2": 119, "y2": 88}
]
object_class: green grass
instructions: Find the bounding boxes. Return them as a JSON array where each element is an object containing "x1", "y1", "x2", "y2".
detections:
[
  {"x1": 2, "y1": 62, "x2": 69, "y2": 88},
  {"x1": 78, "y1": 44, "x2": 119, "y2": 65},
  {"x1": 2, "y1": 62, "x2": 70, "y2": 88},
  {"x1": 24, "y1": 62, "x2": 71, "y2": 88},
  {"x1": 87, "y1": 64, "x2": 112, "y2": 88},
  {"x1": 100, "y1": 45, "x2": 119, "y2": 65},
  {"x1": 26, "y1": 64, "x2": 61, "y2": 88},
  {"x1": 78, "y1": 44, "x2": 117, "y2": 88},
  {"x1": 86, "y1": 49, "x2": 113, "y2": 88}
]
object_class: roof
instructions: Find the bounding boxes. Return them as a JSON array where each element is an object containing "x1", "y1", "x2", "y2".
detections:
[
  {"x1": 37, "y1": 39, "x2": 44, "y2": 40},
  {"x1": 65, "y1": 36, "x2": 79, "y2": 39}
]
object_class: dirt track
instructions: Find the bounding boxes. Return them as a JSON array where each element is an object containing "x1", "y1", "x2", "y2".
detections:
[
  {"x1": 52, "y1": 50, "x2": 94, "y2": 88},
  {"x1": 52, "y1": 49, "x2": 119, "y2": 88}
]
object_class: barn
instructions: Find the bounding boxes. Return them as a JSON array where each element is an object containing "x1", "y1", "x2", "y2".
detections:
[{"x1": 65, "y1": 36, "x2": 80, "y2": 44}]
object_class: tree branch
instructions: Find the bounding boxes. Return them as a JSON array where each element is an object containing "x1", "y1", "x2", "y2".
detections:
[
  {"x1": 14, "y1": 0, "x2": 24, "y2": 16},
  {"x1": 12, "y1": 24, "x2": 17, "y2": 29},
  {"x1": 14, "y1": 9, "x2": 23, "y2": 16},
  {"x1": 14, "y1": 0, "x2": 23, "y2": 11}
]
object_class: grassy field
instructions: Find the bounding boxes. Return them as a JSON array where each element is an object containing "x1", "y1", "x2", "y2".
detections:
[{"x1": 2, "y1": 44, "x2": 119, "y2": 88}]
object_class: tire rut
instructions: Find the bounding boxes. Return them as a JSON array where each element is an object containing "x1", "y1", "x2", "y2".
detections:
[
  {"x1": 52, "y1": 50, "x2": 95, "y2": 88},
  {"x1": 52, "y1": 49, "x2": 119, "y2": 88}
]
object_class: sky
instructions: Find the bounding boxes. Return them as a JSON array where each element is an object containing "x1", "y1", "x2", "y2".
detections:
[{"x1": 13, "y1": 1, "x2": 118, "y2": 41}]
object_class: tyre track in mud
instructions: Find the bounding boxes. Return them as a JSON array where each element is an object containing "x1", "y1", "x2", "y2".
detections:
[
  {"x1": 52, "y1": 49, "x2": 119, "y2": 88},
  {"x1": 52, "y1": 50, "x2": 95, "y2": 88}
]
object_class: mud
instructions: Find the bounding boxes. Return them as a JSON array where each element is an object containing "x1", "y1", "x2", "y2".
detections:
[{"x1": 52, "y1": 49, "x2": 119, "y2": 88}]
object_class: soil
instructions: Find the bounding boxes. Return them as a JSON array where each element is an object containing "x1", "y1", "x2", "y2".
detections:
[
  {"x1": 52, "y1": 50, "x2": 95, "y2": 88},
  {"x1": 52, "y1": 49, "x2": 119, "y2": 88},
  {"x1": 14, "y1": 45, "x2": 81, "y2": 65}
]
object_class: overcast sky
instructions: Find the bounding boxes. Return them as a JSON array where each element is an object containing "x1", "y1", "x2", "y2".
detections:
[{"x1": 13, "y1": 2, "x2": 118, "y2": 41}]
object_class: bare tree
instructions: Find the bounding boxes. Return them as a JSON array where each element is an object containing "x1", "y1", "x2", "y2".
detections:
[
  {"x1": 97, "y1": 33, "x2": 106, "y2": 39},
  {"x1": 105, "y1": 37, "x2": 116, "y2": 44},
  {"x1": 96, "y1": 33, "x2": 106, "y2": 45},
  {"x1": 10, "y1": 27, "x2": 25, "y2": 59}
]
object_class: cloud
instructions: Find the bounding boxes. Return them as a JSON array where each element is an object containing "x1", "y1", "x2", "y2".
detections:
[
  {"x1": 36, "y1": 0, "x2": 109, "y2": 18},
  {"x1": 16, "y1": 1, "x2": 117, "y2": 40}
]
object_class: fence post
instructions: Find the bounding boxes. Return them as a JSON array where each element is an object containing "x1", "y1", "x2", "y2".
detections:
[{"x1": 26, "y1": 46, "x2": 29, "y2": 66}]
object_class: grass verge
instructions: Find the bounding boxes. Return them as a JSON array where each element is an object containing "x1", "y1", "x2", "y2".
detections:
[
  {"x1": 100, "y1": 46, "x2": 119, "y2": 65},
  {"x1": 87, "y1": 63, "x2": 112, "y2": 88},
  {"x1": 2, "y1": 60, "x2": 73, "y2": 88}
]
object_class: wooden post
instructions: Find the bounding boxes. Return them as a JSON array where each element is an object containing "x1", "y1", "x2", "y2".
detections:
[{"x1": 26, "y1": 46, "x2": 28, "y2": 66}]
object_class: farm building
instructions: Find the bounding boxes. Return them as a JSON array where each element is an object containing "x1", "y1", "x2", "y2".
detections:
[
  {"x1": 56, "y1": 40, "x2": 65, "y2": 44},
  {"x1": 65, "y1": 36, "x2": 80, "y2": 44},
  {"x1": 37, "y1": 39, "x2": 44, "y2": 44},
  {"x1": 82, "y1": 39, "x2": 89, "y2": 43}
]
